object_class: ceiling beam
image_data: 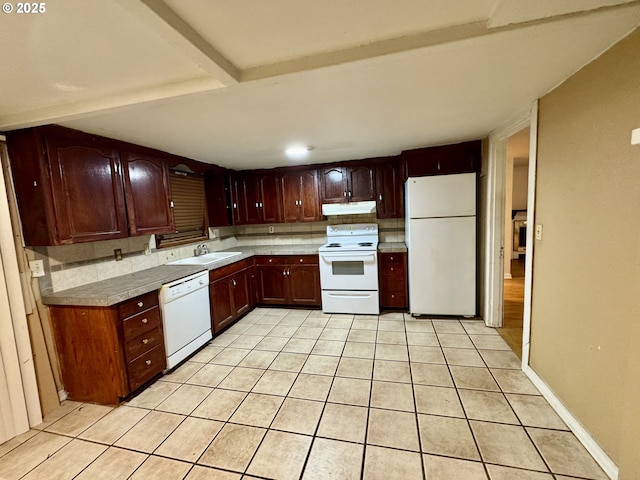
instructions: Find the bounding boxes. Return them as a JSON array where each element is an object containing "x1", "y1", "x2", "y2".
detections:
[
  {"x1": 114, "y1": 0, "x2": 240, "y2": 85},
  {"x1": 0, "y1": 77, "x2": 224, "y2": 130}
]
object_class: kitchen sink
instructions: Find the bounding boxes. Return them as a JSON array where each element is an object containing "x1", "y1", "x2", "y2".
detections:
[{"x1": 166, "y1": 251, "x2": 242, "y2": 266}]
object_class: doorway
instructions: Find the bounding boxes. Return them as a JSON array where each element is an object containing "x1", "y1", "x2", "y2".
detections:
[{"x1": 497, "y1": 128, "x2": 530, "y2": 357}]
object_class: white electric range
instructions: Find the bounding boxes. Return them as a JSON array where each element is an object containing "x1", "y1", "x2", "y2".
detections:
[{"x1": 318, "y1": 223, "x2": 380, "y2": 314}]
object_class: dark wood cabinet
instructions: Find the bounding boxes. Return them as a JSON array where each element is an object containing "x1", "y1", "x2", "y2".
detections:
[
  {"x1": 379, "y1": 252, "x2": 408, "y2": 309},
  {"x1": 401, "y1": 141, "x2": 481, "y2": 178},
  {"x1": 121, "y1": 151, "x2": 175, "y2": 236},
  {"x1": 320, "y1": 165, "x2": 375, "y2": 204},
  {"x1": 256, "y1": 255, "x2": 321, "y2": 306},
  {"x1": 6, "y1": 126, "x2": 181, "y2": 245},
  {"x1": 375, "y1": 160, "x2": 403, "y2": 219},
  {"x1": 280, "y1": 169, "x2": 321, "y2": 222},
  {"x1": 49, "y1": 291, "x2": 166, "y2": 405},
  {"x1": 209, "y1": 259, "x2": 252, "y2": 333},
  {"x1": 205, "y1": 170, "x2": 232, "y2": 227},
  {"x1": 231, "y1": 172, "x2": 281, "y2": 225}
]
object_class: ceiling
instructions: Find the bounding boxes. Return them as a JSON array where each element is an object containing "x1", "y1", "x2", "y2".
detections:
[{"x1": 1, "y1": 0, "x2": 639, "y2": 169}]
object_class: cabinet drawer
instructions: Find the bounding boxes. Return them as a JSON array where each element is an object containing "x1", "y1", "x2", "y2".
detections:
[
  {"x1": 124, "y1": 325, "x2": 164, "y2": 362},
  {"x1": 380, "y1": 253, "x2": 405, "y2": 265},
  {"x1": 118, "y1": 291, "x2": 159, "y2": 319},
  {"x1": 381, "y1": 290, "x2": 407, "y2": 308},
  {"x1": 255, "y1": 256, "x2": 287, "y2": 266},
  {"x1": 127, "y1": 345, "x2": 165, "y2": 392},
  {"x1": 289, "y1": 255, "x2": 318, "y2": 265},
  {"x1": 122, "y1": 307, "x2": 161, "y2": 342}
]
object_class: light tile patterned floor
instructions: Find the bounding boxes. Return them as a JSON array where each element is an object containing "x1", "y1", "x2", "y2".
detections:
[{"x1": 0, "y1": 308, "x2": 609, "y2": 480}]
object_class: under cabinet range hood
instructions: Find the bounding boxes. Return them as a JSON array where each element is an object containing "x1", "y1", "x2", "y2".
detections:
[{"x1": 322, "y1": 201, "x2": 376, "y2": 216}]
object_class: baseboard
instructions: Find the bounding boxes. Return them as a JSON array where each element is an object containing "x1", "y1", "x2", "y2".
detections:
[
  {"x1": 58, "y1": 390, "x2": 68, "y2": 402},
  {"x1": 504, "y1": 273, "x2": 513, "y2": 279},
  {"x1": 522, "y1": 365, "x2": 618, "y2": 480}
]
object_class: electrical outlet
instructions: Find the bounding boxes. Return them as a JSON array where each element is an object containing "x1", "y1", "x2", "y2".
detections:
[
  {"x1": 144, "y1": 243, "x2": 151, "y2": 256},
  {"x1": 268, "y1": 226, "x2": 275, "y2": 234},
  {"x1": 535, "y1": 224, "x2": 543, "y2": 241},
  {"x1": 29, "y1": 260, "x2": 45, "y2": 277},
  {"x1": 211, "y1": 228, "x2": 219, "y2": 239},
  {"x1": 114, "y1": 248, "x2": 123, "y2": 261}
]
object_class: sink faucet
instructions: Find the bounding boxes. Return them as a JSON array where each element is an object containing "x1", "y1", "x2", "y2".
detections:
[{"x1": 194, "y1": 243, "x2": 209, "y2": 256}]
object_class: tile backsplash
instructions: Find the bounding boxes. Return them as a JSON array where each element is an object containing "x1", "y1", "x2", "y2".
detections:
[{"x1": 35, "y1": 217, "x2": 404, "y2": 294}]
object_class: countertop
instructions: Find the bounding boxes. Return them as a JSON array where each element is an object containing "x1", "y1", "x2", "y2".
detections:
[{"x1": 42, "y1": 242, "x2": 406, "y2": 307}]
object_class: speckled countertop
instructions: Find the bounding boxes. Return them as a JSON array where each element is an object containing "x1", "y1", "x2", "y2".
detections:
[{"x1": 42, "y1": 242, "x2": 406, "y2": 307}]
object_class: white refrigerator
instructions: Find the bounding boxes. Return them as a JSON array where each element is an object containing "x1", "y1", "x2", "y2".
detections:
[{"x1": 405, "y1": 173, "x2": 476, "y2": 316}]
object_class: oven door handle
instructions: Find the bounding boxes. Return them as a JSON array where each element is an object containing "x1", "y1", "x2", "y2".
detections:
[{"x1": 320, "y1": 253, "x2": 376, "y2": 262}]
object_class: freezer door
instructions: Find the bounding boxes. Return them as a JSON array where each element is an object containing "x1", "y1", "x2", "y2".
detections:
[
  {"x1": 405, "y1": 173, "x2": 476, "y2": 218},
  {"x1": 408, "y1": 216, "x2": 476, "y2": 316}
]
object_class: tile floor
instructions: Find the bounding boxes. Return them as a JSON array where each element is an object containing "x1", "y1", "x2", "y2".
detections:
[{"x1": 0, "y1": 308, "x2": 609, "y2": 480}]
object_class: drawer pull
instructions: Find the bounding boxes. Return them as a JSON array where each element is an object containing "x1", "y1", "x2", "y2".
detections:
[
  {"x1": 390, "y1": 267, "x2": 394, "y2": 271},
  {"x1": 145, "y1": 359, "x2": 152, "y2": 366},
  {"x1": 299, "y1": 258, "x2": 303, "y2": 262},
  {"x1": 141, "y1": 318, "x2": 148, "y2": 324},
  {"x1": 142, "y1": 338, "x2": 149, "y2": 345},
  {"x1": 137, "y1": 302, "x2": 144, "y2": 308}
]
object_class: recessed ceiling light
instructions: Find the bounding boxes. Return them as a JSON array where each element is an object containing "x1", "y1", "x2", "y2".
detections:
[{"x1": 285, "y1": 145, "x2": 311, "y2": 159}]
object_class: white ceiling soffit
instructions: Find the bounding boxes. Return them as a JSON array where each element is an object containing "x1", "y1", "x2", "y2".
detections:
[{"x1": 0, "y1": 0, "x2": 639, "y2": 169}]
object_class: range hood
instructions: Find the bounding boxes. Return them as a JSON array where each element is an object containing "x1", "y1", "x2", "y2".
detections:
[{"x1": 322, "y1": 200, "x2": 376, "y2": 216}]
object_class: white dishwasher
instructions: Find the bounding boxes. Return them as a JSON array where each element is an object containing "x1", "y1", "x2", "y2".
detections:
[{"x1": 159, "y1": 271, "x2": 211, "y2": 370}]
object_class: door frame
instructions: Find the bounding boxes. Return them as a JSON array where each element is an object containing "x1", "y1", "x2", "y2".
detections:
[{"x1": 483, "y1": 100, "x2": 538, "y2": 369}]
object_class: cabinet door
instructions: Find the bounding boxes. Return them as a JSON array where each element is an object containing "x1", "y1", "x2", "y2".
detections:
[
  {"x1": 122, "y1": 152, "x2": 175, "y2": 236},
  {"x1": 375, "y1": 161, "x2": 403, "y2": 219},
  {"x1": 229, "y1": 175, "x2": 243, "y2": 225},
  {"x1": 241, "y1": 175, "x2": 262, "y2": 224},
  {"x1": 348, "y1": 166, "x2": 375, "y2": 202},
  {"x1": 258, "y1": 173, "x2": 281, "y2": 223},
  {"x1": 288, "y1": 264, "x2": 321, "y2": 306},
  {"x1": 205, "y1": 170, "x2": 232, "y2": 227},
  {"x1": 280, "y1": 171, "x2": 301, "y2": 222},
  {"x1": 46, "y1": 136, "x2": 128, "y2": 244},
  {"x1": 257, "y1": 265, "x2": 288, "y2": 304},
  {"x1": 320, "y1": 167, "x2": 347, "y2": 204},
  {"x1": 232, "y1": 269, "x2": 251, "y2": 317},
  {"x1": 210, "y1": 278, "x2": 235, "y2": 333},
  {"x1": 299, "y1": 170, "x2": 321, "y2": 221}
]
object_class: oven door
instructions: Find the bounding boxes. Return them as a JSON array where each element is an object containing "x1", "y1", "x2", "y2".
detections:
[{"x1": 319, "y1": 251, "x2": 378, "y2": 291}]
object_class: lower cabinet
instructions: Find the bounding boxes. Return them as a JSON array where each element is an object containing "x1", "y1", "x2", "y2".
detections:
[
  {"x1": 379, "y1": 252, "x2": 408, "y2": 309},
  {"x1": 255, "y1": 255, "x2": 321, "y2": 306},
  {"x1": 49, "y1": 291, "x2": 166, "y2": 405},
  {"x1": 209, "y1": 259, "x2": 252, "y2": 333}
]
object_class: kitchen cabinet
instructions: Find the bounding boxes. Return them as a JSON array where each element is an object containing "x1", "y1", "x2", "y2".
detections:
[
  {"x1": 205, "y1": 170, "x2": 232, "y2": 227},
  {"x1": 280, "y1": 169, "x2": 321, "y2": 222},
  {"x1": 231, "y1": 172, "x2": 281, "y2": 224},
  {"x1": 6, "y1": 126, "x2": 177, "y2": 245},
  {"x1": 379, "y1": 252, "x2": 408, "y2": 309},
  {"x1": 401, "y1": 140, "x2": 481, "y2": 178},
  {"x1": 320, "y1": 165, "x2": 375, "y2": 204},
  {"x1": 256, "y1": 255, "x2": 321, "y2": 306},
  {"x1": 209, "y1": 259, "x2": 252, "y2": 333},
  {"x1": 121, "y1": 151, "x2": 175, "y2": 236},
  {"x1": 49, "y1": 291, "x2": 166, "y2": 405},
  {"x1": 375, "y1": 160, "x2": 403, "y2": 219}
]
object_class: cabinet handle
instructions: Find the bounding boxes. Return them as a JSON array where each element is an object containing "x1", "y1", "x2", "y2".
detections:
[
  {"x1": 142, "y1": 338, "x2": 149, "y2": 345},
  {"x1": 137, "y1": 302, "x2": 144, "y2": 308},
  {"x1": 390, "y1": 256, "x2": 394, "y2": 260},
  {"x1": 260, "y1": 202, "x2": 263, "y2": 208},
  {"x1": 169, "y1": 200, "x2": 174, "y2": 208},
  {"x1": 344, "y1": 191, "x2": 347, "y2": 197},
  {"x1": 268, "y1": 258, "x2": 273, "y2": 263},
  {"x1": 255, "y1": 202, "x2": 259, "y2": 208},
  {"x1": 145, "y1": 359, "x2": 152, "y2": 366},
  {"x1": 379, "y1": 194, "x2": 383, "y2": 201},
  {"x1": 348, "y1": 191, "x2": 352, "y2": 198},
  {"x1": 390, "y1": 267, "x2": 394, "y2": 271},
  {"x1": 232, "y1": 279, "x2": 237, "y2": 287},
  {"x1": 299, "y1": 258, "x2": 303, "y2": 263},
  {"x1": 391, "y1": 294, "x2": 395, "y2": 299},
  {"x1": 141, "y1": 318, "x2": 148, "y2": 324},
  {"x1": 33, "y1": 181, "x2": 38, "y2": 187},
  {"x1": 233, "y1": 202, "x2": 237, "y2": 209}
]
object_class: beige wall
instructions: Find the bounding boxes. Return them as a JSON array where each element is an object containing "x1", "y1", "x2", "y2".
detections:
[{"x1": 531, "y1": 27, "x2": 640, "y2": 479}]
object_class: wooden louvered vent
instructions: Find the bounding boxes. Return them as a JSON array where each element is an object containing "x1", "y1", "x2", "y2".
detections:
[{"x1": 156, "y1": 169, "x2": 208, "y2": 247}]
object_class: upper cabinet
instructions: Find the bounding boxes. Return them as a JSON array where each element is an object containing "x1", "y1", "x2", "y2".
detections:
[
  {"x1": 121, "y1": 151, "x2": 175, "y2": 236},
  {"x1": 231, "y1": 172, "x2": 281, "y2": 225},
  {"x1": 375, "y1": 160, "x2": 403, "y2": 219},
  {"x1": 401, "y1": 140, "x2": 481, "y2": 178},
  {"x1": 205, "y1": 170, "x2": 232, "y2": 227},
  {"x1": 7, "y1": 126, "x2": 175, "y2": 245},
  {"x1": 280, "y1": 169, "x2": 321, "y2": 222},
  {"x1": 319, "y1": 165, "x2": 375, "y2": 204}
]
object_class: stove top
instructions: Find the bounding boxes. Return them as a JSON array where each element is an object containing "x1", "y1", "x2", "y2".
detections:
[{"x1": 319, "y1": 223, "x2": 379, "y2": 252}]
